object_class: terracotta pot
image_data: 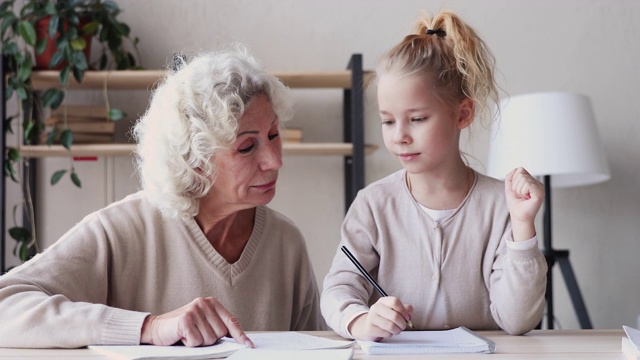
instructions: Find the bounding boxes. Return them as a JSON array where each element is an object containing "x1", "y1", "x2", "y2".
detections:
[{"x1": 34, "y1": 16, "x2": 92, "y2": 70}]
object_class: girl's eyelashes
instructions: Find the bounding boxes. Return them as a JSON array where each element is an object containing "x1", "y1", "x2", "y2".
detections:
[{"x1": 380, "y1": 116, "x2": 427, "y2": 125}]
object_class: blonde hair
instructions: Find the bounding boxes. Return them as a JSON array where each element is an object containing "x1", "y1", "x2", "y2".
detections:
[
  {"x1": 132, "y1": 45, "x2": 292, "y2": 220},
  {"x1": 376, "y1": 11, "x2": 499, "y2": 124}
]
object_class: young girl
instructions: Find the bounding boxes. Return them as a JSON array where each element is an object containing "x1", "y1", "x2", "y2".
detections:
[{"x1": 321, "y1": 11, "x2": 547, "y2": 341}]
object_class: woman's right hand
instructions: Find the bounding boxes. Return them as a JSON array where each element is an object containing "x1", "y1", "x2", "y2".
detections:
[
  {"x1": 140, "y1": 297, "x2": 254, "y2": 348},
  {"x1": 348, "y1": 296, "x2": 413, "y2": 341}
]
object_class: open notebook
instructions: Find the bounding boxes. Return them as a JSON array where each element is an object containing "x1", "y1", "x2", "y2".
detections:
[
  {"x1": 357, "y1": 326, "x2": 495, "y2": 355},
  {"x1": 89, "y1": 332, "x2": 354, "y2": 359},
  {"x1": 88, "y1": 341, "x2": 244, "y2": 359}
]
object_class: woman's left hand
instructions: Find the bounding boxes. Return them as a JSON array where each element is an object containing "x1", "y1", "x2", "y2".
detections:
[{"x1": 504, "y1": 167, "x2": 544, "y2": 241}]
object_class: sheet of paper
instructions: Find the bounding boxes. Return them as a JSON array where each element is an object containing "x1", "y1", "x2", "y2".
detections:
[
  {"x1": 624, "y1": 326, "x2": 640, "y2": 349},
  {"x1": 356, "y1": 327, "x2": 494, "y2": 355},
  {"x1": 224, "y1": 332, "x2": 353, "y2": 350},
  {"x1": 88, "y1": 341, "x2": 245, "y2": 359},
  {"x1": 225, "y1": 348, "x2": 353, "y2": 360}
]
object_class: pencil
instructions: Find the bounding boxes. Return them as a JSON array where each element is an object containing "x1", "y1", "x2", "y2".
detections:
[{"x1": 340, "y1": 245, "x2": 414, "y2": 330}]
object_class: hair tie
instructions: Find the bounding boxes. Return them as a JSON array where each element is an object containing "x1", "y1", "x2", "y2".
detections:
[{"x1": 426, "y1": 28, "x2": 446, "y2": 38}]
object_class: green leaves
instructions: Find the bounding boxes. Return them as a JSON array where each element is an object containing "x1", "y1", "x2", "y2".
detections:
[
  {"x1": 50, "y1": 169, "x2": 66, "y2": 185},
  {"x1": 70, "y1": 37, "x2": 86, "y2": 51},
  {"x1": 4, "y1": 159, "x2": 18, "y2": 182},
  {"x1": 23, "y1": 119, "x2": 35, "y2": 143},
  {"x1": 109, "y1": 108, "x2": 125, "y2": 121},
  {"x1": 51, "y1": 167, "x2": 82, "y2": 188},
  {"x1": 9, "y1": 226, "x2": 31, "y2": 243},
  {"x1": 71, "y1": 170, "x2": 81, "y2": 188},
  {"x1": 46, "y1": 127, "x2": 59, "y2": 146},
  {"x1": 50, "y1": 168, "x2": 82, "y2": 188},
  {"x1": 17, "y1": 20, "x2": 35, "y2": 46},
  {"x1": 0, "y1": 12, "x2": 17, "y2": 40},
  {"x1": 17, "y1": 54, "x2": 32, "y2": 82},
  {"x1": 4, "y1": 148, "x2": 20, "y2": 182},
  {"x1": 35, "y1": 37, "x2": 47, "y2": 55},
  {"x1": 60, "y1": 129, "x2": 74, "y2": 150},
  {"x1": 42, "y1": 88, "x2": 65, "y2": 109},
  {"x1": 59, "y1": 66, "x2": 71, "y2": 85},
  {"x1": 82, "y1": 20, "x2": 99, "y2": 36},
  {"x1": 9, "y1": 204, "x2": 33, "y2": 262},
  {"x1": 48, "y1": 14, "x2": 59, "y2": 39},
  {"x1": 9, "y1": 226, "x2": 33, "y2": 262}
]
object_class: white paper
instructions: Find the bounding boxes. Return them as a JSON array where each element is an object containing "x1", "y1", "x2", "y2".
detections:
[
  {"x1": 225, "y1": 348, "x2": 353, "y2": 360},
  {"x1": 224, "y1": 332, "x2": 354, "y2": 350},
  {"x1": 89, "y1": 341, "x2": 245, "y2": 359},
  {"x1": 357, "y1": 327, "x2": 495, "y2": 355},
  {"x1": 624, "y1": 326, "x2": 640, "y2": 350}
]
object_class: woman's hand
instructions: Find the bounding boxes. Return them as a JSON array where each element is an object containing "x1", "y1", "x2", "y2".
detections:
[
  {"x1": 348, "y1": 296, "x2": 413, "y2": 341},
  {"x1": 140, "y1": 297, "x2": 254, "y2": 348},
  {"x1": 504, "y1": 167, "x2": 545, "y2": 241}
]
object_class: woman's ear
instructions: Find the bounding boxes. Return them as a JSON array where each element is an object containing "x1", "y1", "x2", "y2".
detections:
[{"x1": 457, "y1": 98, "x2": 475, "y2": 129}]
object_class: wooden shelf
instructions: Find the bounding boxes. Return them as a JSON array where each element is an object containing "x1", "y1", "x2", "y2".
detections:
[
  {"x1": 16, "y1": 143, "x2": 378, "y2": 158},
  {"x1": 29, "y1": 70, "x2": 374, "y2": 90}
]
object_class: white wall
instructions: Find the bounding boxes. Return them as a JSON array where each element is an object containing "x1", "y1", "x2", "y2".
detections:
[{"x1": 5, "y1": 0, "x2": 639, "y2": 330}]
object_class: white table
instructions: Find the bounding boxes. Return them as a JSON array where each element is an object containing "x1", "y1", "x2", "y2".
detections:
[{"x1": 0, "y1": 329, "x2": 626, "y2": 359}]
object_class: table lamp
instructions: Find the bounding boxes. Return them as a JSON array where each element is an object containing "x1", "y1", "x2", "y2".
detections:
[{"x1": 486, "y1": 91, "x2": 610, "y2": 329}]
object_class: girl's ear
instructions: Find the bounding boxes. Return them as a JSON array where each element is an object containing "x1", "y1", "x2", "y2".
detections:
[{"x1": 457, "y1": 98, "x2": 475, "y2": 129}]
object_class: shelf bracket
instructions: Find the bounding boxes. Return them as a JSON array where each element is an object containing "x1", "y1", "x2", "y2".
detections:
[
  {"x1": 344, "y1": 54, "x2": 365, "y2": 212},
  {"x1": 1, "y1": 54, "x2": 7, "y2": 273}
]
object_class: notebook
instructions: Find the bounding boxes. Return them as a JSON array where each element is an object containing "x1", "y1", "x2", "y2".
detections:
[
  {"x1": 222, "y1": 331, "x2": 354, "y2": 350},
  {"x1": 88, "y1": 332, "x2": 354, "y2": 359},
  {"x1": 88, "y1": 341, "x2": 245, "y2": 359},
  {"x1": 622, "y1": 326, "x2": 640, "y2": 360},
  {"x1": 225, "y1": 348, "x2": 353, "y2": 360},
  {"x1": 357, "y1": 326, "x2": 496, "y2": 355}
]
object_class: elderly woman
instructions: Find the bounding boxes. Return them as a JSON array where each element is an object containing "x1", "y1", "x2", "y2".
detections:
[{"x1": 0, "y1": 46, "x2": 324, "y2": 348}]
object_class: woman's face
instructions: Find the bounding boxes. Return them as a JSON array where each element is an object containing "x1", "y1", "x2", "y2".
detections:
[{"x1": 208, "y1": 94, "x2": 283, "y2": 210}]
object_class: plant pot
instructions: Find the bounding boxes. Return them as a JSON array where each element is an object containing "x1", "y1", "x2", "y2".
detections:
[{"x1": 34, "y1": 16, "x2": 92, "y2": 70}]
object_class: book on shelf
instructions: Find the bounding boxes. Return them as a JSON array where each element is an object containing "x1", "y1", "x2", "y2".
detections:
[
  {"x1": 283, "y1": 127, "x2": 302, "y2": 143},
  {"x1": 623, "y1": 326, "x2": 640, "y2": 360},
  {"x1": 45, "y1": 115, "x2": 110, "y2": 125},
  {"x1": 41, "y1": 132, "x2": 115, "y2": 144},
  {"x1": 356, "y1": 326, "x2": 495, "y2": 355},
  {"x1": 52, "y1": 105, "x2": 109, "y2": 119},
  {"x1": 44, "y1": 106, "x2": 116, "y2": 144},
  {"x1": 46, "y1": 118, "x2": 116, "y2": 134}
]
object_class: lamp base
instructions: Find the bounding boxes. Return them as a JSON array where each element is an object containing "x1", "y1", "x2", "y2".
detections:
[{"x1": 544, "y1": 249, "x2": 593, "y2": 329}]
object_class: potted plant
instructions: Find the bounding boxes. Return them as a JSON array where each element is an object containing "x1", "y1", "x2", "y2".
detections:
[{"x1": 1, "y1": 0, "x2": 141, "y2": 263}]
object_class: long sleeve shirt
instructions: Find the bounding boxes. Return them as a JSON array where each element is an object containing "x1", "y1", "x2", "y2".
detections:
[
  {"x1": 321, "y1": 170, "x2": 547, "y2": 338},
  {"x1": 0, "y1": 191, "x2": 324, "y2": 348}
]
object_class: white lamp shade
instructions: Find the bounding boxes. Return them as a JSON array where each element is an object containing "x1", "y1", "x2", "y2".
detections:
[{"x1": 487, "y1": 92, "x2": 610, "y2": 188}]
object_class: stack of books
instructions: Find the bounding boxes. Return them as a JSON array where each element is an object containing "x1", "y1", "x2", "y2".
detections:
[
  {"x1": 283, "y1": 127, "x2": 302, "y2": 143},
  {"x1": 45, "y1": 105, "x2": 115, "y2": 144}
]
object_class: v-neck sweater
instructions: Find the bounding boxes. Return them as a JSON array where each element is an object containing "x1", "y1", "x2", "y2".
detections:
[
  {"x1": 321, "y1": 170, "x2": 547, "y2": 338},
  {"x1": 0, "y1": 191, "x2": 324, "y2": 348}
]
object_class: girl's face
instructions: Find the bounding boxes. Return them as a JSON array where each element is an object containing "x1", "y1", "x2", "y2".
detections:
[
  {"x1": 377, "y1": 72, "x2": 473, "y2": 174},
  {"x1": 208, "y1": 94, "x2": 283, "y2": 210}
]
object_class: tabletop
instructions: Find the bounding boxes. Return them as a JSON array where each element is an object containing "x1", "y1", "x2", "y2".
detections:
[{"x1": 0, "y1": 329, "x2": 627, "y2": 359}]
